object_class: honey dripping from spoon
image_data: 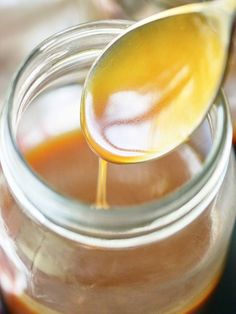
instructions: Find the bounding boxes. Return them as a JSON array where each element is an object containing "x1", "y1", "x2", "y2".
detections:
[{"x1": 81, "y1": 0, "x2": 236, "y2": 209}]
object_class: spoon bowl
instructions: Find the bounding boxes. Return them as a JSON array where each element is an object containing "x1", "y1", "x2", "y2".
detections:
[{"x1": 81, "y1": 1, "x2": 235, "y2": 164}]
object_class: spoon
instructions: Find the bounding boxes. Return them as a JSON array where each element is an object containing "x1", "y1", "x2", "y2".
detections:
[{"x1": 81, "y1": 0, "x2": 236, "y2": 164}]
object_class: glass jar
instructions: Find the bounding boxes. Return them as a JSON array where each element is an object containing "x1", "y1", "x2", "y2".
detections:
[
  {"x1": 0, "y1": 0, "x2": 81, "y2": 106},
  {"x1": 0, "y1": 21, "x2": 235, "y2": 314},
  {"x1": 0, "y1": 0, "x2": 110, "y2": 106}
]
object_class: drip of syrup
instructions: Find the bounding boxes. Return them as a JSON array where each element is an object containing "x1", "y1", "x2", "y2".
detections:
[{"x1": 81, "y1": 1, "x2": 235, "y2": 208}]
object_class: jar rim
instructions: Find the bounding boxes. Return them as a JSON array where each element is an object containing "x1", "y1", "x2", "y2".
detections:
[{"x1": 0, "y1": 20, "x2": 233, "y2": 247}]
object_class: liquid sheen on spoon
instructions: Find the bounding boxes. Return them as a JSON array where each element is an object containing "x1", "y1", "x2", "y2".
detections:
[
  {"x1": 81, "y1": 0, "x2": 235, "y2": 165},
  {"x1": 81, "y1": 0, "x2": 235, "y2": 209}
]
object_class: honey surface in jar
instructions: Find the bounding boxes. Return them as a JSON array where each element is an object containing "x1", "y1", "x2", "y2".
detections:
[{"x1": 25, "y1": 130, "x2": 201, "y2": 207}]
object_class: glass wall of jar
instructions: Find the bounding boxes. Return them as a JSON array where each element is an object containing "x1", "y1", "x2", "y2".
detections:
[
  {"x1": 0, "y1": 22, "x2": 235, "y2": 314},
  {"x1": 0, "y1": 0, "x2": 110, "y2": 107}
]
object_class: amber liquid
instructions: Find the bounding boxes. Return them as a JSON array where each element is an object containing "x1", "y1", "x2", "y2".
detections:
[
  {"x1": 0, "y1": 130, "x2": 222, "y2": 314},
  {"x1": 81, "y1": 11, "x2": 227, "y2": 164},
  {"x1": 81, "y1": 10, "x2": 228, "y2": 209},
  {"x1": 96, "y1": 159, "x2": 109, "y2": 209},
  {"x1": 24, "y1": 130, "x2": 202, "y2": 208}
]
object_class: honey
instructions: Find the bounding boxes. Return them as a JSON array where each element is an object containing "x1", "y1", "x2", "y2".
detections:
[
  {"x1": 81, "y1": 12, "x2": 227, "y2": 164},
  {"x1": 24, "y1": 130, "x2": 201, "y2": 207},
  {"x1": 0, "y1": 129, "x2": 225, "y2": 313},
  {"x1": 81, "y1": 10, "x2": 228, "y2": 209}
]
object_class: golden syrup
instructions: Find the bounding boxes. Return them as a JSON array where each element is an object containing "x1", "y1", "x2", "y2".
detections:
[
  {"x1": 81, "y1": 10, "x2": 229, "y2": 209},
  {"x1": 3, "y1": 130, "x2": 222, "y2": 314},
  {"x1": 81, "y1": 12, "x2": 227, "y2": 164}
]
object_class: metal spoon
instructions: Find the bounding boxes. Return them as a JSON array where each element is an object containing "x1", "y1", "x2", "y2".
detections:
[{"x1": 81, "y1": 0, "x2": 236, "y2": 164}]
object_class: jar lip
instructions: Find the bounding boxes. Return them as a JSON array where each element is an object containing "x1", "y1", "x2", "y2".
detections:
[{"x1": 0, "y1": 21, "x2": 233, "y2": 244}]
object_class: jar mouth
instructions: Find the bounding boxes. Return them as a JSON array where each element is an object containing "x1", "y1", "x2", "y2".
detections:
[{"x1": 0, "y1": 21, "x2": 233, "y2": 246}]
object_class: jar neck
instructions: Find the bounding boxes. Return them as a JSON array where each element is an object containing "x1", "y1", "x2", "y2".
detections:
[{"x1": 0, "y1": 21, "x2": 233, "y2": 247}]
